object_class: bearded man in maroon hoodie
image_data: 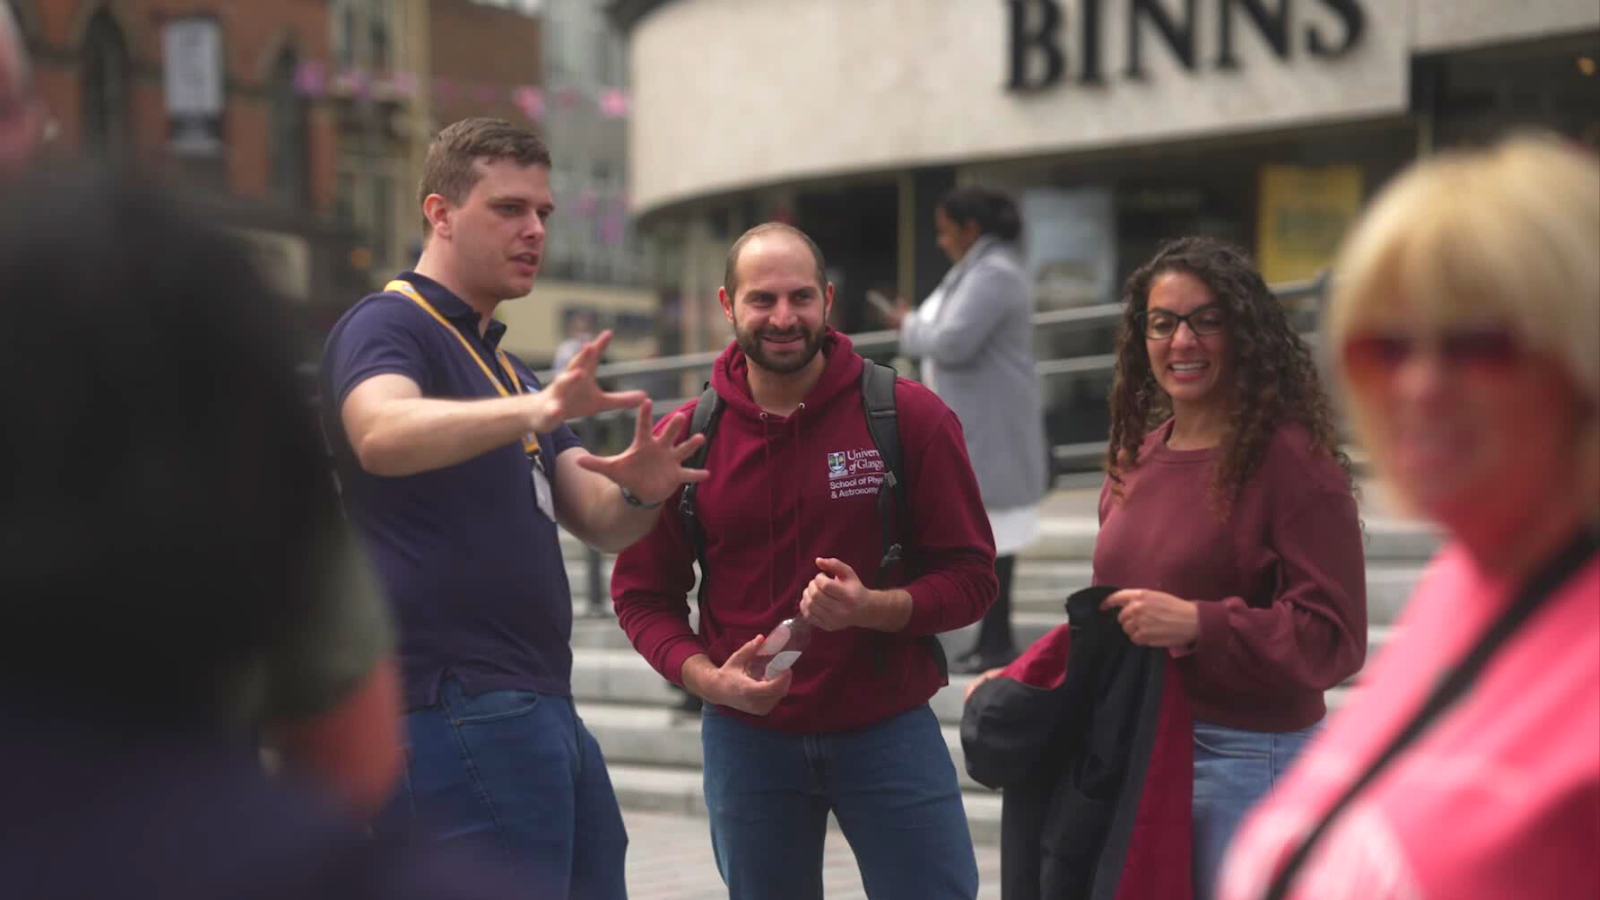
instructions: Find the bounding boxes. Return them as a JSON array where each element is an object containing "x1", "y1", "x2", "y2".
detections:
[{"x1": 612, "y1": 223, "x2": 999, "y2": 900}]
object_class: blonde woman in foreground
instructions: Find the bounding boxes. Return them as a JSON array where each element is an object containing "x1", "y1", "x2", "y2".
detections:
[{"x1": 1221, "y1": 133, "x2": 1599, "y2": 900}]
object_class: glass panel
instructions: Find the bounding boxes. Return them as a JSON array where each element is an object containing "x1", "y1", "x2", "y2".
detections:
[{"x1": 81, "y1": 12, "x2": 129, "y2": 158}]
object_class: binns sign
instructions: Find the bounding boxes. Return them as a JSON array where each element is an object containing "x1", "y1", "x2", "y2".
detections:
[{"x1": 1006, "y1": 0, "x2": 1367, "y2": 91}]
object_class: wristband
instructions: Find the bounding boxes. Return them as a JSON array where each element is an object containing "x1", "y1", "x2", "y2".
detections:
[{"x1": 620, "y1": 486, "x2": 664, "y2": 510}]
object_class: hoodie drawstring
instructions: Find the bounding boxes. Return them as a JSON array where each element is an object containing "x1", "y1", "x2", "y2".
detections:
[
  {"x1": 760, "y1": 412, "x2": 776, "y2": 611},
  {"x1": 759, "y1": 405, "x2": 809, "y2": 621},
  {"x1": 793, "y1": 403, "x2": 806, "y2": 617}
]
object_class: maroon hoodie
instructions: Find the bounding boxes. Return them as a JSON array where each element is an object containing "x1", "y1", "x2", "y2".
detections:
[{"x1": 610, "y1": 331, "x2": 998, "y2": 733}]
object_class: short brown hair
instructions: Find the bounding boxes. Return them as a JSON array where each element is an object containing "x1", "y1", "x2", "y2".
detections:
[
  {"x1": 418, "y1": 118, "x2": 552, "y2": 232},
  {"x1": 724, "y1": 222, "x2": 828, "y2": 298}
]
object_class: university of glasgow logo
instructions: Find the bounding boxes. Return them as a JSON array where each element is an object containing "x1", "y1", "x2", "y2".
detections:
[{"x1": 827, "y1": 451, "x2": 848, "y2": 478}]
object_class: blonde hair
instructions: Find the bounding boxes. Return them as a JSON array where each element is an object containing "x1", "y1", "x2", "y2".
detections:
[{"x1": 1327, "y1": 132, "x2": 1600, "y2": 516}]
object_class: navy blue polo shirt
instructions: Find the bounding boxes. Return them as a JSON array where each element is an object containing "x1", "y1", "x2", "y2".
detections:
[{"x1": 320, "y1": 271, "x2": 582, "y2": 710}]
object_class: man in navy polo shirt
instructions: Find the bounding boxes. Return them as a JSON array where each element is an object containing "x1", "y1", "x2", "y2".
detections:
[{"x1": 320, "y1": 117, "x2": 707, "y2": 899}]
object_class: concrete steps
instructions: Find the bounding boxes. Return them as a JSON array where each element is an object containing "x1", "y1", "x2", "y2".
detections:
[
  {"x1": 569, "y1": 558, "x2": 1417, "y2": 658},
  {"x1": 560, "y1": 482, "x2": 1437, "y2": 845},
  {"x1": 563, "y1": 550, "x2": 1431, "y2": 627},
  {"x1": 559, "y1": 520, "x2": 1441, "y2": 575},
  {"x1": 570, "y1": 630, "x2": 1388, "y2": 845}
]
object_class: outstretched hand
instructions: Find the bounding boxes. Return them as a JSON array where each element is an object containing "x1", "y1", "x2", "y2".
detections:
[
  {"x1": 575, "y1": 400, "x2": 709, "y2": 506},
  {"x1": 534, "y1": 331, "x2": 647, "y2": 430}
]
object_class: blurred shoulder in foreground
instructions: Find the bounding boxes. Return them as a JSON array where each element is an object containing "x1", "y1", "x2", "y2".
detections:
[{"x1": 0, "y1": 167, "x2": 512, "y2": 898}]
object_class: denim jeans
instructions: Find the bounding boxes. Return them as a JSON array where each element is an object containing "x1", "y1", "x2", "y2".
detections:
[
  {"x1": 700, "y1": 703, "x2": 979, "y2": 900},
  {"x1": 376, "y1": 676, "x2": 628, "y2": 900},
  {"x1": 1191, "y1": 718, "x2": 1320, "y2": 900}
]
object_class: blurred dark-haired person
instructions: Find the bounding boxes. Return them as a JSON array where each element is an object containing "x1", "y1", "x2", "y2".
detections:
[
  {"x1": 1093, "y1": 237, "x2": 1366, "y2": 900},
  {"x1": 0, "y1": 168, "x2": 513, "y2": 900},
  {"x1": 883, "y1": 186, "x2": 1049, "y2": 674},
  {"x1": 1221, "y1": 133, "x2": 1598, "y2": 900}
]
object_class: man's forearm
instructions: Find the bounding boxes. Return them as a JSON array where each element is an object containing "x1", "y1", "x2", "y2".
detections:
[
  {"x1": 866, "y1": 588, "x2": 914, "y2": 633},
  {"x1": 571, "y1": 480, "x2": 666, "y2": 553},
  {"x1": 554, "y1": 458, "x2": 668, "y2": 553},
  {"x1": 679, "y1": 653, "x2": 722, "y2": 702},
  {"x1": 355, "y1": 394, "x2": 539, "y2": 477}
]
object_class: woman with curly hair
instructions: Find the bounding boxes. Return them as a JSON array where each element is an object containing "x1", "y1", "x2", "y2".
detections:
[{"x1": 1092, "y1": 236, "x2": 1367, "y2": 900}]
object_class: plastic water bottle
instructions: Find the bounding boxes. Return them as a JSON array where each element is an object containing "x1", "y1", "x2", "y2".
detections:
[{"x1": 745, "y1": 616, "x2": 813, "y2": 682}]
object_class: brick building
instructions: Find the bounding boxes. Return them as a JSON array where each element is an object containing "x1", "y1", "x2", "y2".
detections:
[
  {"x1": 428, "y1": 0, "x2": 540, "y2": 128},
  {"x1": 328, "y1": 0, "x2": 542, "y2": 289},
  {"x1": 7, "y1": 0, "x2": 366, "y2": 354}
]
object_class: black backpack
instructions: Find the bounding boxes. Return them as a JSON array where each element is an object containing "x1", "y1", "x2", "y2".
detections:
[{"x1": 677, "y1": 358, "x2": 949, "y2": 681}]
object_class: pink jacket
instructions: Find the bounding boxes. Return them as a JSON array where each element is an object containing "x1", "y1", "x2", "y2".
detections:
[{"x1": 1221, "y1": 542, "x2": 1599, "y2": 900}]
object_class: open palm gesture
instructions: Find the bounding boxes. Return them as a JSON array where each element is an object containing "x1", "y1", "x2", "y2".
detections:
[
  {"x1": 576, "y1": 399, "x2": 710, "y2": 505},
  {"x1": 537, "y1": 331, "x2": 647, "y2": 429}
]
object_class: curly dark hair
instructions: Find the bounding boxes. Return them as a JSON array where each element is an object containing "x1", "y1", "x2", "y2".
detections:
[{"x1": 1105, "y1": 236, "x2": 1351, "y2": 507}]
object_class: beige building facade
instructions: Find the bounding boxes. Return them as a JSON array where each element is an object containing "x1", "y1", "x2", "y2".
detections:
[{"x1": 613, "y1": 0, "x2": 1598, "y2": 349}]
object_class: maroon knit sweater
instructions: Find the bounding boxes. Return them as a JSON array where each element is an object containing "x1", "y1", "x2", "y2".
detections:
[{"x1": 1094, "y1": 421, "x2": 1367, "y2": 731}]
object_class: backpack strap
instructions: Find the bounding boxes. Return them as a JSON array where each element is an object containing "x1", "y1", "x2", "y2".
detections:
[
  {"x1": 678, "y1": 382, "x2": 722, "y2": 606},
  {"x1": 860, "y1": 360, "x2": 950, "y2": 682},
  {"x1": 860, "y1": 361, "x2": 906, "y2": 581}
]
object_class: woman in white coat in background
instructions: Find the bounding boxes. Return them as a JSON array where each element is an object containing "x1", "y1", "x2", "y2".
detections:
[{"x1": 884, "y1": 186, "x2": 1050, "y2": 674}]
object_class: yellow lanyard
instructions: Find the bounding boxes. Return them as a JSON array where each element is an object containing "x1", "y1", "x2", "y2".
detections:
[{"x1": 386, "y1": 279, "x2": 541, "y2": 459}]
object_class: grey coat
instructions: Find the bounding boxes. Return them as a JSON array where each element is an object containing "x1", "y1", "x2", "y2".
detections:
[{"x1": 900, "y1": 238, "x2": 1048, "y2": 511}]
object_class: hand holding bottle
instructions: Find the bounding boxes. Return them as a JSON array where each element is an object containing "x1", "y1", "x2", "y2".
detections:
[
  {"x1": 701, "y1": 634, "x2": 793, "y2": 716},
  {"x1": 743, "y1": 616, "x2": 814, "y2": 682}
]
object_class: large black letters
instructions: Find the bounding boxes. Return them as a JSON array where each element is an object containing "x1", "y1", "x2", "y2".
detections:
[{"x1": 1007, "y1": 0, "x2": 1067, "y2": 91}]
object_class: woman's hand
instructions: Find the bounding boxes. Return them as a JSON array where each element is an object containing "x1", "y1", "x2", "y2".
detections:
[
  {"x1": 963, "y1": 666, "x2": 1007, "y2": 703},
  {"x1": 1100, "y1": 589, "x2": 1200, "y2": 648},
  {"x1": 877, "y1": 295, "x2": 912, "y2": 329}
]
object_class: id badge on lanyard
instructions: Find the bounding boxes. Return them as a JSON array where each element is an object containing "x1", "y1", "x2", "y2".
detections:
[
  {"x1": 386, "y1": 278, "x2": 557, "y2": 522},
  {"x1": 528, "y1": 428, "x2": 555, "y2": 522}
]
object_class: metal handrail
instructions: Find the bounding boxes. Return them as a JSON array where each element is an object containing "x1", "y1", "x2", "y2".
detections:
[
  {"x1": 562, "y1": 269, "x2": 1327, "y2": 617},
  {"x1": 551, "y1": 272, "x2": 1329, "y2": 425},
  {"x1": 538, "y1": 273, "x2": 1327, "y2": 387}
]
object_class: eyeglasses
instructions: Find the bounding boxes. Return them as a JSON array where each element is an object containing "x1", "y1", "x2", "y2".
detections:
[
  {"x1": 1139, "y1": 304, "x2": 1226, "y2": 340},
  {"x1": 1341, "y1": 327, "x2": 1523, "y2": 384}
]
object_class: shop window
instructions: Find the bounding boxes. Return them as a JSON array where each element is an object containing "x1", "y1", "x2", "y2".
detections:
[
  {"x1": 331, "y1": 0, "x2": 355, "y2": 67},
  {"x1": 367, "y1": 0, "x2": 390, "y2": 71},
  {"x1": 335, "y1": 170, "x2": 357, "y2": 226},
  {"x1": 595, "y1": 30, "x2": 617, "y2": 85},
  {"x1": 81, "y1": 11, "x2": 129, "y2": 158},
  {"x1": 372, "y1": 173, "x2": 394, "y2": 266},
  {"x1": 1424, "y1": 34, "x2": 1600, "y2": 150},
  {"x1": 270, "y1": 49, "x2": 309, "y2": 206}
]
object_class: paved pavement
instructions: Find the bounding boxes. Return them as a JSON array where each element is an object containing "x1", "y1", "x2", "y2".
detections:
[{"x1": 622, "y1": 809, "x2": 1002, "y2": 900}]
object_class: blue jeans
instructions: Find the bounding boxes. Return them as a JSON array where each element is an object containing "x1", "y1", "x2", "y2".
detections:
[
  {"x1": 377, "y1": 676, "x2": 628, "y2": 899},
  {"x1": 700, "y1": 703, "x2": 978, "y2": 900},
  {"x1": 1191, "y1": 719, "x2": 1319, "y2": 900}
]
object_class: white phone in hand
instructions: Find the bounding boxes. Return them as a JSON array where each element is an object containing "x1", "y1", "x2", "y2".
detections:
[{"x1": 866, "y1": 289, "x2": 898, "y2": 318}]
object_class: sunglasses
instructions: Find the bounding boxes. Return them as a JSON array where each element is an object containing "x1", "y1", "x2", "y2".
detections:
[{"x1": 1341, "y1": 327, "x2": 1522, "y2": 382}]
